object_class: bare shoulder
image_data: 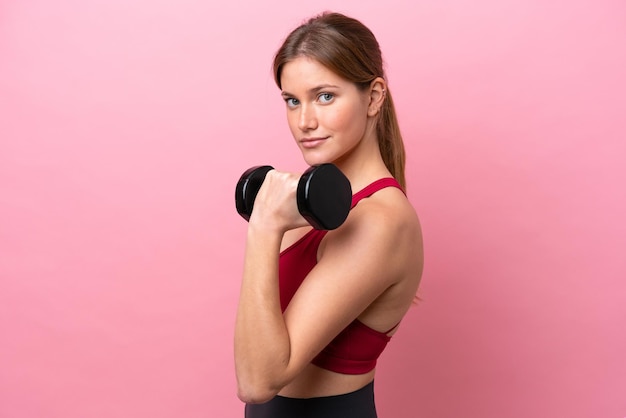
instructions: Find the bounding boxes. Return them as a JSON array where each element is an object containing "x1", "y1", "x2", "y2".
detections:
[
  {"x1": 320, "y1": 185, "x2": 423, "y2": 286},
  {"x1": 360, "y1": 186, "x2": 421, "y2": 231},
  {"x1": 337, "y1": 185, "x2": 421, "y2": 249}
]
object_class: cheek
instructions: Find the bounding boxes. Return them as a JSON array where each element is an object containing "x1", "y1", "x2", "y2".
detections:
[
  {"x1": 285, "y1": 110, "x2": 299, "y2": 135},
  {"x1": 326, "y1": 102, "x2": 366, "y2": 134}
]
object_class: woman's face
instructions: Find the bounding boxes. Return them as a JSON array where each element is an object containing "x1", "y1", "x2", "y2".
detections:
[{"x1": 279, "y1": 57, "x2": 372, "y2": 167}]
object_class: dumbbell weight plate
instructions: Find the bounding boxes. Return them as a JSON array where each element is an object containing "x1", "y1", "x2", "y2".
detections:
[
  {"x1": 235, "y1": 165, "x2": 274, "y2": 221},
  {"x1": 297, "y1": 164, "x2": 352, "y2": 230}
]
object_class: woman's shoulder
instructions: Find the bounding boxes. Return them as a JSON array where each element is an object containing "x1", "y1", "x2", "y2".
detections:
[
  {"x1": 353, "y1": 183, "x2": 420, "y2": 232},
  {"x1": 321, "y1": 183, "x2": 422, "y2": 267},
  {"x1": 313, "y1": 181, "x2": 423, "y2": 316}
]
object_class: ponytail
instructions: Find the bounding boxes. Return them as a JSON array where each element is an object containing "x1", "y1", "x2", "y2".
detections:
[{"x1": 377, "y1": 88, "x2": 406, "y2": 190}]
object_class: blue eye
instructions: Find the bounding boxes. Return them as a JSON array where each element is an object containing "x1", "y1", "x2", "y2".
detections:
[
  {"x1": 285, "y1": 97, "x2": 299, "y2": 108},
  {"x1": 318, "y1": 93, "x2": 334, "y2": 103}
]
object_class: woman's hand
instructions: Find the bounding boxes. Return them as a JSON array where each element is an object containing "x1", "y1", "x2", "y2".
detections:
[{"x1": 248, "y1": 169, "x2": 311, "y2": 233}]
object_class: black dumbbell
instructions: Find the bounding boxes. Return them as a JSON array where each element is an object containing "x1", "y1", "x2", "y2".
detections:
[{"x1": 235, "y1": 164, "x2": 352, "y2": 230}]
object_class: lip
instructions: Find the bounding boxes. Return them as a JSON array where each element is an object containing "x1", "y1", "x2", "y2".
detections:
[{"x1": 299, "y1": 137, "x2": 328, "y2": 149}]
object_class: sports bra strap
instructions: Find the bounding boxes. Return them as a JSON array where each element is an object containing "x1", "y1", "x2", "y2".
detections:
[{"x1": 351, "y1": 177, "x2": 405, "y2": 209}]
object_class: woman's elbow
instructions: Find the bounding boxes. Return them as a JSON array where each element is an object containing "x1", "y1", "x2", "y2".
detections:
[
  {"x1": 237, "y1": 382, "x2": 279, "y2": 404},
  {"x1": 237, "y1": 386, "x2": 277, "y2": 404}
]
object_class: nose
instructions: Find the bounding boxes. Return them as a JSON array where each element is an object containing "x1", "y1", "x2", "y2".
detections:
[{"x1": 298, "y1": 104, "x2": 318, "y2": 131}]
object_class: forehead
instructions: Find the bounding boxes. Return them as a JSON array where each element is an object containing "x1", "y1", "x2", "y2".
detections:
[{"x1": 280, "y1": 57, "x2": 349, "y2": 92}]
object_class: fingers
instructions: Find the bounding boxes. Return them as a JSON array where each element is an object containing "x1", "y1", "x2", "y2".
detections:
[{"x1": 252, "y1": 170, "x2": 305, "y2": 231}]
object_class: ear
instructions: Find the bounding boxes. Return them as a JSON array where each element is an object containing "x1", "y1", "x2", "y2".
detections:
[{"x1": 367, "y1": 77, "x2": 386, "y2": 117}]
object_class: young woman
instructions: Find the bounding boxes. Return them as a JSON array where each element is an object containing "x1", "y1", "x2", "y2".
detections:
[{"x1": 235, "y1": 12, "x2": 424, "y2": 418}]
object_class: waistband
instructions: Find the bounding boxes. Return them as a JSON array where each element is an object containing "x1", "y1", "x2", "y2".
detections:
[{"x1": 245, "y1": 381, "x2": 377, "y2": 418}]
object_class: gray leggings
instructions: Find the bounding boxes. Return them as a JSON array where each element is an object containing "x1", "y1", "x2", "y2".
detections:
[{"x1": 244, "y1": 380, "x2": 377, "y2": 418}]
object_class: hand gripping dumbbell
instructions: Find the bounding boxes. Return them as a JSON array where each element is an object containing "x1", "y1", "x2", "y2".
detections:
[{"x1": 235, "y1": 164, "x2": 352, "y2": 230}]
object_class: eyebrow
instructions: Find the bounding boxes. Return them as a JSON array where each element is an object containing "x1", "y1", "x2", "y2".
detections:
[{"x1": 281, "y1": 84, "x2": 340, "y2": 98}]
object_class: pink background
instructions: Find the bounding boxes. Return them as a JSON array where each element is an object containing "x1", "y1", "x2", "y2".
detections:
[{"x1": 1, "y1": 0, "x2": 625, "y2": 417}]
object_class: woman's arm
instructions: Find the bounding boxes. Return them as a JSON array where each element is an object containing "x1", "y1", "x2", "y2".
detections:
[
  {"x1": 234, "y1": 174, "x2": 417, "y2": 403},
  {"x1": 234, "y1": 170, "x2": 308, "y2": 403},
  {"x1": 234, "y1": 222, "x2": 290, "y2": 403}
]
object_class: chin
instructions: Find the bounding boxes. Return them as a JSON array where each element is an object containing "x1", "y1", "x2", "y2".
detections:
[
  {"x1": 301, "y1": 151, "x2": 338, "y2": 167},
  {"x1": 301, "y1": 155, "x2": 326, "y2": 167}
]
